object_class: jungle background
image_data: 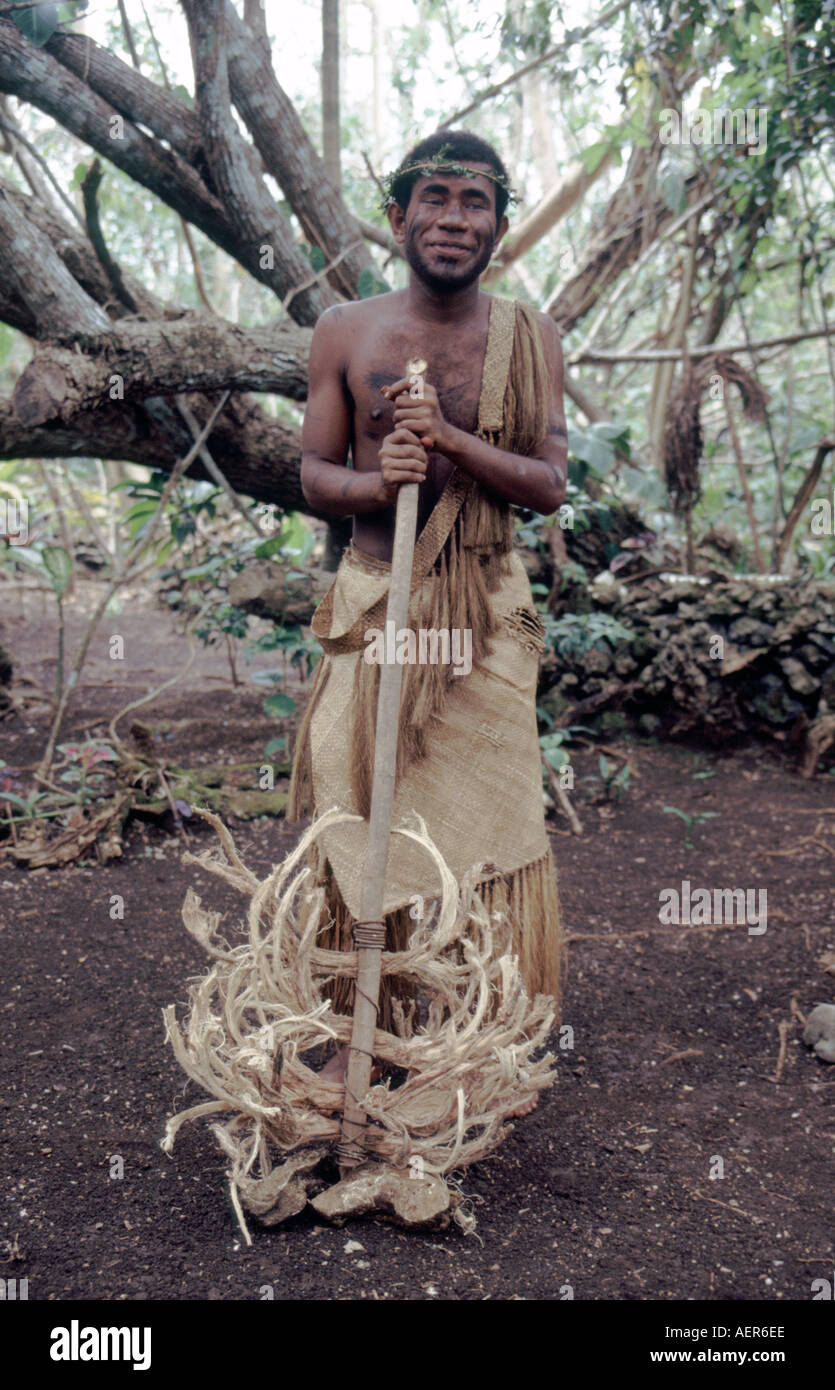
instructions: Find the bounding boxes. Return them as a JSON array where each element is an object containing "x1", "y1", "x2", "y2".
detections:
[{"x1": 0, "y1": 0, "x2": 834, "y2": 1304}]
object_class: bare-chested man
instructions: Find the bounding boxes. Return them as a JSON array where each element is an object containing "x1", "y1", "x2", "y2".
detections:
[
  {"x1": 291, "y1": 130, "x2": 568, "y2": 1112},
  {"x1": 300, "y1": 132, "x2": 567, "y2": 552}
]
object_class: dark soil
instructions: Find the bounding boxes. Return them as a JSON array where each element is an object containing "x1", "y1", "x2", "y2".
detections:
[{"x1": 1, "y1": 577, "x2": 834, "y2": 1302}]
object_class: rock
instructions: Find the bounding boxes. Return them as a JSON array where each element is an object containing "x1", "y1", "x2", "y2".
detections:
[
  {"x1": 729, "y1": 616, "x2": 772, "y2": 643},
  {"x1": 226, "y1": 788, "x2": 288, "y2": 820},
  {"x1": 239, "y1": 1146, "x2": 331, "y2": 1226},
  {"x1": 310, "y1": 1162, "x2": 459, "y2": 1229},
  {"x1": 228, "y1": 561, "x2": 325, "y2": 625},
  {"x1": 540, "y1": 574, "x2": 835, "y2": 757},
  {"x1": 585, "y1": 646, "x2": 614, "y2": 675},
  {"x1": 802, "y1": 1004, "x2": 835, "y2": 1062},
  {"x1": 614, "y1": 651, "x2": 638, "y2": 676},
  {"x1": 780, "y1": 658, "x2": 818, "y2": 696}
]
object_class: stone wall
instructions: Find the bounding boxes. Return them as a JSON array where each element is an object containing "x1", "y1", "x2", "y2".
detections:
[{"x1": 539, "y1": 575, "x2": 835, "y2": 749}]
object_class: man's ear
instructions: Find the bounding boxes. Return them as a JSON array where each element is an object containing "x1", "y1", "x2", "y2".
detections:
[
  {"x1": 387, "y1": 201, "x2": 407, "y2": 245},
  {"x1": 494, "y1": 213, "x2": 509, "y2": 247}
]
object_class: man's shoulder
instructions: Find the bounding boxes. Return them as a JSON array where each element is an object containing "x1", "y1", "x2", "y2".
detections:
[{"x1": 315, "y1": 289, "x2": 405, "y2": 332}]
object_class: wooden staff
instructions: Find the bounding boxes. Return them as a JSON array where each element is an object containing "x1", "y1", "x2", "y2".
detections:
[{"x1": 337, "y1": 364, "x2": 425, "y2": 1170}]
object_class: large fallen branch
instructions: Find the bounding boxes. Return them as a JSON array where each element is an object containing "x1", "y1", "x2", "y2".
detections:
[
  {"x1": 0, "y1": 393, "x2": 307, "y2": 510},
  {"x1": 8, "y1": 313, "x2": 310, "y2": 426}
]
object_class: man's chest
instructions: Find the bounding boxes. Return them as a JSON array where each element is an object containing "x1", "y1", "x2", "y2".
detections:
[{"x1": 346, "y1": 323, "x2": 489, "y2": 446}]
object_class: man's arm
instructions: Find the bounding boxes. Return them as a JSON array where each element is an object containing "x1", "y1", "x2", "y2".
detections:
[
  {"x1": 388, "y1": 313, "x2": 568, "y2": 515},
  {"x1": 300, "y1": 306, "x2": 428, "y2": 515}
]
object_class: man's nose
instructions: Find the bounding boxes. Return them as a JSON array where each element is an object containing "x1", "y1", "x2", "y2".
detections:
[{"x1": 436, "y1": 201, "x2": 468, "y2": 227}]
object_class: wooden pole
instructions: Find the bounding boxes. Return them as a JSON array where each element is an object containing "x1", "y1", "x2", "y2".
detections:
[{"x1": 337, "y1": 479, "x2": 419, "y2": 1170}]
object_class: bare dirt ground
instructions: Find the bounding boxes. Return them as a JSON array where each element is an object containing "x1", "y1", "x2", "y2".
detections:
[{"x1": 1, "y1": 576, "x2": 834, "y2": 1302}]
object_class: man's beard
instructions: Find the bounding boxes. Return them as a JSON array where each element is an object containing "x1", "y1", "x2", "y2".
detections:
[{"x1": 404, "y1": 226, "x2": 495, "y2": 293}]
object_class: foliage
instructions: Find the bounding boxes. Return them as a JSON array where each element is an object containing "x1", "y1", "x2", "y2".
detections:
[{"x1": 541, "y1": 609, "x2": 634, "y2": 660}]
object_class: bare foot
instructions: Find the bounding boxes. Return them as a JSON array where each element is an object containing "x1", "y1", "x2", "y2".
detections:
[
  {"x1": 319, "y1": 1044, "x2": 348, "y2": 1084},
  {"x1": 509, "y1": 1090, "x2": 539, "y2": 1118},
  {"x1": 318, "y1": 1045, "x2": 382, "y2": 1086}
]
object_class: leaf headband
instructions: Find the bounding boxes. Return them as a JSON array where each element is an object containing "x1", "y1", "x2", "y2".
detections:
[{"x1": 380, "y1": 148, "x2": 519, "y2": 212}]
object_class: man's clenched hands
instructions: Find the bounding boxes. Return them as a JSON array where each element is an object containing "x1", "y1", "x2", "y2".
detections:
[
  {"x1": 377, "y1": 426, "x2": 428, "y2": 505},
  {"x1": 382, "y1": 378, "x2": 452, "y2": 454}
]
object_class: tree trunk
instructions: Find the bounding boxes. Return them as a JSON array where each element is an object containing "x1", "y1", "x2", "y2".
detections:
[{"x1": 322, "y1": 0, "x2": 341, "y2": 190}]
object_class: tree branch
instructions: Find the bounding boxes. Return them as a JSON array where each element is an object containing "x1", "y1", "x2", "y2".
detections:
[
  {"x1": 180, "y1": 0, "x2": 335, "y2": 326},
  {"x1": 775, "y1": 439, "x2": 835, "y2": 572},
  {"x1": 569, "y1": 325, "x2": 835, "y2": 365},
  {"x1": 439, "y1": 0, "x2": 632, "y2": 127},
  {"x1": 0, "y1": 93, "x2": 83, "y2": 225},
  {"x1": 80, "y1": 156, "x2": 137, "y2": 313},
  {"x1": 0, "y1": 178, "x2": 165, "y2": 328},
  {"x1": 0, "y1": 184, "x2": 111, "y2": 338},
  {"x1": 0, "y1": 15, "x2": 335, "y2": 323},
  {"x1": 223, "y1": 0, "x2": 377, "y2": 299},
  {"x1": 7, "y1": 313, "x2": 310, "y2": 425},
  {"x1": 45, "y1": 27, "x2": 205, "y2": 163},
  {"x1": 0, "y1": 390, "x2": 310, "y2": 511}
]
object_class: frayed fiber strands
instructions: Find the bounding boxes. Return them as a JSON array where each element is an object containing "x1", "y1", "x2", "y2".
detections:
[{"x1": 162, "y1": 806, "x2": 557, "y2": 1239}]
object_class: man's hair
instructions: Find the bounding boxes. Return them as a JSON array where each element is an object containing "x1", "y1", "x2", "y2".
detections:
[{"x1": 387, "y1": 129, "x2": 512, "y2": 226}]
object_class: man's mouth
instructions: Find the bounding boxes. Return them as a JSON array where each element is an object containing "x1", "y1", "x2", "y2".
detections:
[{"x1": 430, "y1": 242, "x2": 472, "y2": 255}]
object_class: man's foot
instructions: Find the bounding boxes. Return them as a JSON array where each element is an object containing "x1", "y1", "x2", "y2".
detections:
[
  {"x1": 509, "y1": 1090, "x2": 539, "y2": 1118},
  {"x1": 319, "y1": 1044, "x2": 348, "y2": 1083},
  {"x1": 318, "y1": 1045, "x2": 382, "y2": 1085}
]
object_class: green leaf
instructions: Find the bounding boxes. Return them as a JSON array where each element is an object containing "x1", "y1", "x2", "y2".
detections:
[
  {"x1": 10, "y1": 2, "x2": 60, "y2": 47},
  {"x1": 568, "y1": 425, "x2": 615, "y2": 474},
  {"x1": 254, "y1": 535, "x2": 284, "y2": 559},
  {"x1": 42, "y1": 544, "x2": 73, "y2": 596},
  {"x1": 263, "y1": 692, "x2": 297, "y2": 718},
  {"x1": 578, "y1": 140, "x2": 610, "y2": 173},
  {"x1": 659, "y1": 165, "x2": 686, "y2": 215},
  {"x1": 357, "y1": 267, "x2": 380, "y2": 298},
  {"x1": 9, "y1": 547, "x2": 47, "y2": 577},
  {"x1": 264, "y1": 736, "x2": 288, "y2": 758}
]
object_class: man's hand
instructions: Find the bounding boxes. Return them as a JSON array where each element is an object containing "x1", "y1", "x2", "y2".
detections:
[
  {"x1": 383, "y1": 378, "x2": 451, "y2": 453},
  {"x1": 378, "y1": 427, "x2": 428, "y2": 505}
]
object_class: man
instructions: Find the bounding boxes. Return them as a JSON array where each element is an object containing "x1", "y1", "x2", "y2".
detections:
[{"x1": 288, "y1": 130, "x2": 568, "y2": 1106}]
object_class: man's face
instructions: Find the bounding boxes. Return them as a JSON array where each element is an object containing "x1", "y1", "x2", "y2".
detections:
[{"x1": 388, "y1": 162, "x2": 509, "y2": 293}]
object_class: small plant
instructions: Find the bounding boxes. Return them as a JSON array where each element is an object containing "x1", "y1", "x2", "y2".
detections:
[
  {"x1": 662, "y1": 805, "x2": 719, "y2": 849},
  {"x1": 597, "y1": 753, "x2": 631, "y2": 800},
  {"x1": 55, "y1": 741, "x2": 119, "y2": 803},
  {"x1": 537, "y1": 713, "x2": 597, "y2": 792}
]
